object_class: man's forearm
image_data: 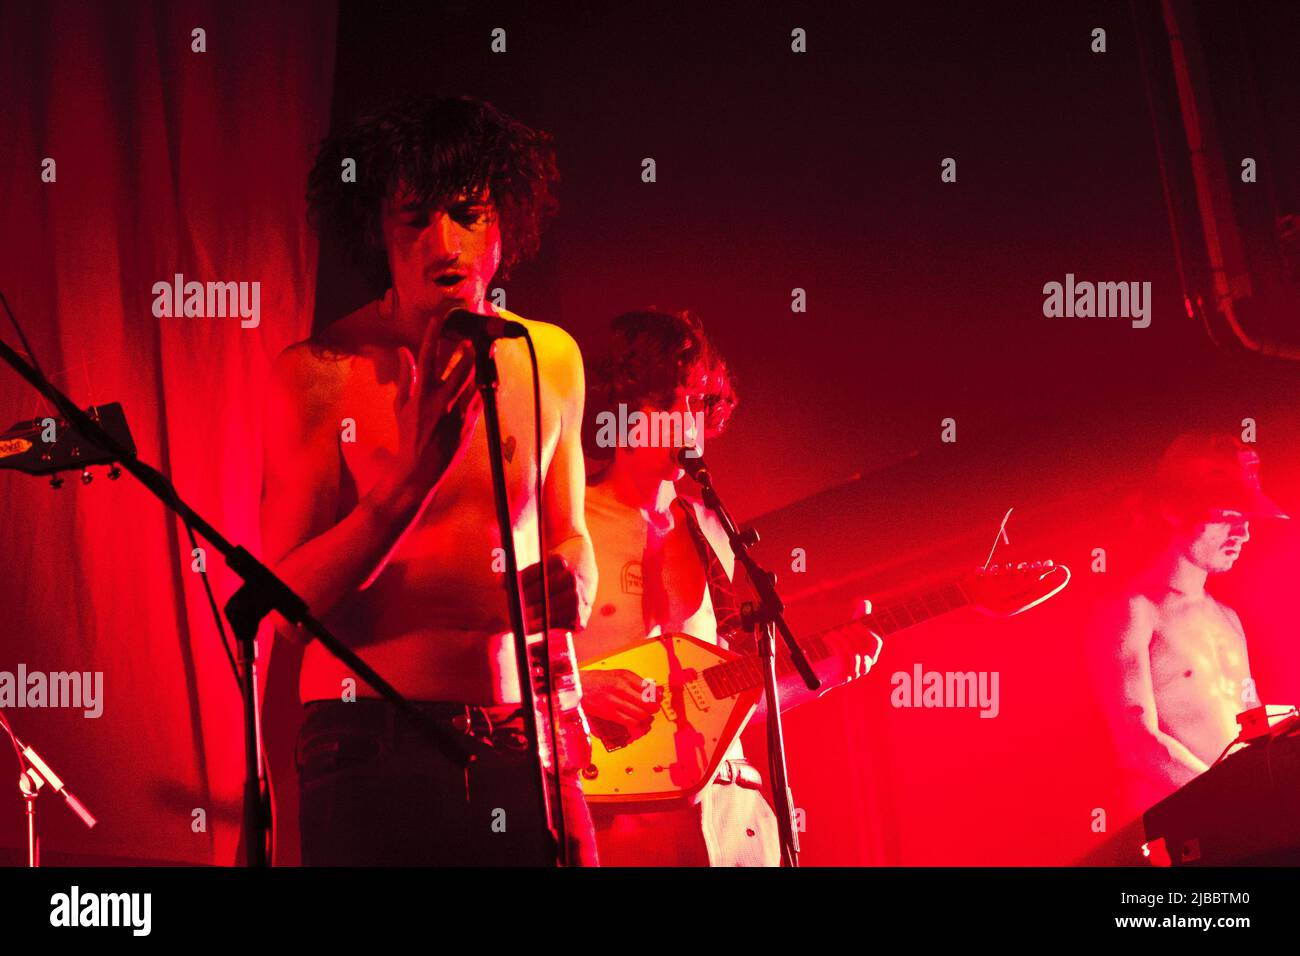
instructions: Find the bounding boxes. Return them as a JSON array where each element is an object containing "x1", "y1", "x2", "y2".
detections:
[
  {"x1": 550, "y1": 531, "x2": 597, "y2": 628},
  {"x1": 747, "y1": 653, "x2": 853, "y2": 725},
  {"x1": 1130, "y1": 726, "x2": 1211, "y2": 789},
  {"x1": 267, "y1": 475, "x2": 429, "y2": 641}
]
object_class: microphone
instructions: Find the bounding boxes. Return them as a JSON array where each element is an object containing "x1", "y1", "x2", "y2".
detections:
[
  {"x1": 441, "y1": 308, "x2": 527, "y2": 343},
  {"x1": 676, "y1": 446, "x2": 709, "y2": 482}
]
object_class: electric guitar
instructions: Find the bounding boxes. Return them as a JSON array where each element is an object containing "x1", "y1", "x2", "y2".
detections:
[{"x1": 576, "y1": 559, "x2": 1071, "y2": 804}]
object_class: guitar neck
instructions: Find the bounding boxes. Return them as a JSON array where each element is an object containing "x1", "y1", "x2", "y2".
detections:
[{"x1": 701, "y1": 580, "x2": 971, "y2": 700}]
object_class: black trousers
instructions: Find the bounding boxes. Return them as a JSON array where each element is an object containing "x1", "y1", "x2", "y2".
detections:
[{"x1": 296, "y1": 698, "x2": 598, "y2": 866}]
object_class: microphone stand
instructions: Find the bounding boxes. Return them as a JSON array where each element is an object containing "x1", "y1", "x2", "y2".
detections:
[
  {"x1": 682, "y1": 454, "x2": 817, "y2": 866},
  {"x1": 1, "y1": 717, "x2": 98, "y2": 867},
  {"x1": 0, "y1": 334, "x2": 471, "y2": 866},
  {"x1": 462, "y1": 330, "x2": 566, "y2": 867}
]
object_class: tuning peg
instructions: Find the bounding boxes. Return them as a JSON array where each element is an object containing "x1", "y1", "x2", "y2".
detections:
[
  {"x1": 1044, "y1": 559, "x2": 1054, "y2": 568},
  {"x1": 49, "y1": 475, "x2": 64, "y2": 490},
  {"x1": 108, "y1": 464, "x2": 121, "y2": 480}
]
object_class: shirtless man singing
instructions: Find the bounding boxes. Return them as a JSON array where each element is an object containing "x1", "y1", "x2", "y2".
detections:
[
  {"x1": 1092, "y1": 433, "x2": 1288, "y2": 815},
  {"x1": 260, "y1": 95, "x2": 598, "y2": 865}
]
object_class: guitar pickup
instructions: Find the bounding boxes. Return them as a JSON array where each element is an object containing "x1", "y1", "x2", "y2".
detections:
[
  {"x1": 660, "y1": 671, "x2": 705, "y2": 721},
  {"x1": 685, "y1": 679, "x2": 709, "y2": 712}
]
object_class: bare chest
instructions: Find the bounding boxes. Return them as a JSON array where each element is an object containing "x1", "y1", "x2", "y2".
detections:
[
  {"x1": 582, "y1": 500, "x2": 714, "y2": 657},
  {"x1": 336, "y1": 342, "x2": 559, "y2": 529},
  {"x1": 1150, "y1": 600, "x2": 1251, "y2": 704}
]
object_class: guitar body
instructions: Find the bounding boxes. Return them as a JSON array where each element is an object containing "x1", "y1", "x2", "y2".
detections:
[{"x1": 579, "y1": 633, "x2": 761, "y2": 804}]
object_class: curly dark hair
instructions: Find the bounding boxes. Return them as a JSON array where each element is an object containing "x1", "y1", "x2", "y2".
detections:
[
  {"x1": 582, "y1": 309, "x2": 738, "y2": 463},
  {"x1": 306, "y1": 94, "x2": 560, "y2": 289}
]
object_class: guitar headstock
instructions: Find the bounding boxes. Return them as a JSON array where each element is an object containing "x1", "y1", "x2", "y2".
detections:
[
  {"x1": 0, "y1": 402, "x2": 134, "y2": 487},
  {"x1": 962, "y1": 560, "x2": 1071, "y2": 618}
]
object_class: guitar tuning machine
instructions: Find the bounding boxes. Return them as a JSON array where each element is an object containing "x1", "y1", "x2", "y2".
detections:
[
  {"x1": 108, "y1": 464, "x2": 121, "y2": 480},
  {"x1": 50, "y1": 475, "x2": 64, "y2": 490},
  {"x1": 80, "y1": 469, "x2": 93, "y2": 485}
]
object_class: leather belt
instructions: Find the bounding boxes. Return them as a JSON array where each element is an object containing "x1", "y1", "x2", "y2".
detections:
[{"x1": 714, "y1": 758, "x2": 764, "y2": 790}]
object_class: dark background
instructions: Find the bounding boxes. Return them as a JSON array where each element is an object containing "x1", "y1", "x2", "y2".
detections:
[{"x1": 316, "y1": 0, "x2": 1298, "y2": 520}]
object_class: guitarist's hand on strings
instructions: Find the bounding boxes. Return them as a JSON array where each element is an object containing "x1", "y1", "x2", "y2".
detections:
[{"x1": 581, "y1": 668, "x2": 659, "y2": 738}]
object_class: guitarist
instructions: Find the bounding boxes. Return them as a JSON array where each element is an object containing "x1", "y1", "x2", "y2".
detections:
[{"x1": 579, "y1": 309, "x2": 878, "y2": 865}]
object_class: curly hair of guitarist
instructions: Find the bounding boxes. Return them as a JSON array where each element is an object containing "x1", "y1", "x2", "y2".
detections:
[{"x1": 582, "y1": 309, "x2": 738, "y2": 463}]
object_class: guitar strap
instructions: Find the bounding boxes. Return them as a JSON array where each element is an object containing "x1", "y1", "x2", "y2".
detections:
[{"x1": 672, "y1": 497, "x2": 753, "y2": 654}]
